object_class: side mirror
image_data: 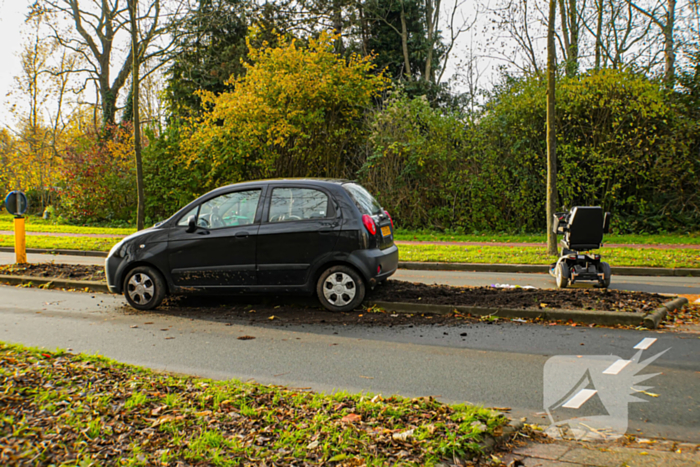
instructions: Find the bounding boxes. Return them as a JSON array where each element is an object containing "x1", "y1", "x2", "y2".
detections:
[{"x1": 186, "y1": 215, "x2": 197, "y2": 233}]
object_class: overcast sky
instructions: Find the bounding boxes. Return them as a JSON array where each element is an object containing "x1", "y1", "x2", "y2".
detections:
[{"x1": 0, "y1": 0, "x2": 30, "y2": 122}]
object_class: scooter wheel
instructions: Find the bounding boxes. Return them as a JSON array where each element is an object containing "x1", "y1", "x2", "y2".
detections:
[
  {"x1": 555, "y1": 262, "x2": 570, "y2": 289},
  {"x1": 599, "y1": 262, "x2": 612, "y2": 288}
]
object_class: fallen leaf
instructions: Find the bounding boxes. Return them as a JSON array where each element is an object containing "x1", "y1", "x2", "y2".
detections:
[
  {"x1": 238, "y1": 335, "x2": 255, "y2": 340},
  {"x1": 341, "y1": 413, "x2": 361, "y2": 423}
]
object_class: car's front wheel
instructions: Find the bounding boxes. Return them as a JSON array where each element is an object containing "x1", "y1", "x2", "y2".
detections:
[
  {"x1": 123, "y1": 266, "x2": 166, "y2": 311},
  {"x1": 316, "y1": 265, "x2": 366, "y2": 312}
]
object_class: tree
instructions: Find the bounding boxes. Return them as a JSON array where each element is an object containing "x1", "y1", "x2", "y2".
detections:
[
  {"x1": 164, "y1": 0, "x2": 251, "y2": 120},
  {"x1": 128, "y1": 0, "x2": 146, "y2": 230},
  {"x1": 184, "y1": 33, "x2": 388, "y2": 187},
  {"x1": 40, "y1": 0, "x2": 176, "y2": 126},
  {"x1": 629, "y1": 0, "x2": 677, "y2": 86},
  {"x1": 546, "y1": 0, "x2": 558, "y2": 255}
]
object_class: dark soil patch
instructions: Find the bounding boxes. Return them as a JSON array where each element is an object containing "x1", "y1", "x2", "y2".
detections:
[
  {"x1": 154, "y1": 294, "x2": 481, "y2": 327},
  {"x1": 0, "y1": 263, "x2": 105, "y2": 281},
  {"x1": 371, "y1": 281, "x2": 666, "y2": 314},
  {"x1": 2, "y1": 263, "x2": 667, "y2": 316}
]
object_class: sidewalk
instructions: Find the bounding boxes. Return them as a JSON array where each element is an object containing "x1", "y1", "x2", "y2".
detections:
[
  {"x1": 397, "y1": 240, "x2": 700, "y2": 250},
  {"x1": 2, "y1": 230, "x2": 699, "y2": 249},
  {"x1": 501, "y1": 439, "x2": 699, "y2": 466}
]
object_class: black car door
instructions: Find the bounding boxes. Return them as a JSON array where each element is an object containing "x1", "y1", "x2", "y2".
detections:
[
  {"x1": 168, "y1": 188, "x2": 264, "y2": 288},
  {"x1": 256, "y1": 185, "x2": 342, "y2": 286}
]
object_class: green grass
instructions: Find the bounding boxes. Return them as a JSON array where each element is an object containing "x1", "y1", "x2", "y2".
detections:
[
  {"x1": 0, "y1": 214, "x2": 135, "y2": 235},
  {"x1": 0, "y1": 342, "x2": 507, "y2": 466},
  {"x1": 399, "y1": 244, "x2": 700, "y2": 269},
  {"x1": 0, "y1": 234, "x2": 120, "y2": 251},
  {"x1": 394, "y1": 229, "x2": 700, "y2": 245}
]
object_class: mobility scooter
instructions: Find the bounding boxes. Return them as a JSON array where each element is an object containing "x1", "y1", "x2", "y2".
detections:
[{"x1": 550, "y1": 206, "x2": 612, "y2": 289}]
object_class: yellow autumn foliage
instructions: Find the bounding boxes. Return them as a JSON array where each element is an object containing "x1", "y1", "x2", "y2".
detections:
[{"x1": 184, "y1": 32, "x2": 389, "y2": 188}]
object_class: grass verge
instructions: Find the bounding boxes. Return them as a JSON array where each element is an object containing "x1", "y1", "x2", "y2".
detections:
[
  {"x1": 0, "y1": 234, "x2": 119, "y2": 252},
  {"x1": 0, "y1": 342, "x2": 507, "y2": 466},
  {"x1": 399, "y1": 244, "x2": 700, "y2": 269},
  {"x1": 394, "y1": 229, "x2": 700, "y2": 245},
  {"x1": 0, "y1": 214, "x2": 135, "y2": 236}
]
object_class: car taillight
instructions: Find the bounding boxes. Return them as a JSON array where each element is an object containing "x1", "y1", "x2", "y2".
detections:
[
  {"x1": 385, "y1": 211, "x2": 394, "y2": 229},
  {"x1": 362, "y1": 214, "x2": 377, "y2": 235}
]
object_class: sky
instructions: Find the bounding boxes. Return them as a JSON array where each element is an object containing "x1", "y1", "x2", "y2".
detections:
[{"x1": 0, "y1": 0, "x2": 30, "y2": 123}]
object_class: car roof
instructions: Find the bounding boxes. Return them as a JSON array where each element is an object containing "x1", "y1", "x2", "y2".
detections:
[{"x1": 211, "y1": 178, "x2": 354, "y2": 193}]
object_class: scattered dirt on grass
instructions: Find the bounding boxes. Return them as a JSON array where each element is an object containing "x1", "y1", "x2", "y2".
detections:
[
  {"x1": 371, "y1": 280, "x2": 667, "y2": 314},
  {"x1": 0, "y1": 263, "x2": 105, "y2": 281}
]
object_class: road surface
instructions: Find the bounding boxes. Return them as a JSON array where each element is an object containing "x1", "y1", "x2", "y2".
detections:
[{"x1": 1, "y1": 285, "x2": 698, "y2": 442}]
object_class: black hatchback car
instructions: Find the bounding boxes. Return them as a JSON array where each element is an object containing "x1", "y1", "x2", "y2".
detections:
[{"x1": 105, "y1": 179, "x2": 398, "y2": 312}]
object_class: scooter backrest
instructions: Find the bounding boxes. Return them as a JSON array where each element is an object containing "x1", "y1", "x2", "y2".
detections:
[{"x1": 566, "y1": 207, "x2": 604, "y2": 248}]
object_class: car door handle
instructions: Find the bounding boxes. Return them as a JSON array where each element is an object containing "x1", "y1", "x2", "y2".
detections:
[{"x1": 235, "y1": 231, "x2": 249, "y2": 238}]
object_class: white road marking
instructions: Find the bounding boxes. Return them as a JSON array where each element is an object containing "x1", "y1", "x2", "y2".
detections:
[
  {"x1": 634, "y1": 338, "x2": 657, "y2": 350},
  {"x1": 603, "y1": 359, "x2": 631, "y2": 375},
  {"x1": 562, "y1": 389, "x2": 598, "y2": 409}
]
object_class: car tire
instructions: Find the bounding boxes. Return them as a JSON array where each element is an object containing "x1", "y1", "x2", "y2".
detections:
[
  {"x1": 599, "y1": 262, "x2": 612, "y2": 288},
  {"x1": 123, "y1": 266, "x2": 166, "y2": 311},
  {"x1": 316, "y1": 265, "x2": 366, "y2": 312},
  {"x1": 555, "y1": 261, "x2": 570, "y2": 289}
]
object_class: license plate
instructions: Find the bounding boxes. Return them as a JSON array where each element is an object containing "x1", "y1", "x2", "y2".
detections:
[{"x1": 381, "y1": 225, "x2": 392, "y2": 237}]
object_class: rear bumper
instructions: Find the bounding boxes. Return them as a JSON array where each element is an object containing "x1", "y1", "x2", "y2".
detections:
[{"x1": 349, "y1": 244, "x2": 399, "y2": 286}]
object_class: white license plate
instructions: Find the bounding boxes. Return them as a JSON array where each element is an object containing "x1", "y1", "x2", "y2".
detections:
[{"x1": 381, "y1": 225, "x2": 392, "y2": 237}]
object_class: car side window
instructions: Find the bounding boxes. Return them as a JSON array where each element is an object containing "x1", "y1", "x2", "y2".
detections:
[
  {"x1": 191, "y1": 190, "x2": 261, "y2": 230},
  {"x1": 177, "y1": 206, "x2": 199, "y2": 226},
  {"x1": 268, "y1": 188, "x2": 329, "y2": 223}
]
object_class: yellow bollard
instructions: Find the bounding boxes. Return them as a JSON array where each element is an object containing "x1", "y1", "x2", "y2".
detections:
[{"x1": 14, "y1": 217, "x2": 27, "y2": 264}]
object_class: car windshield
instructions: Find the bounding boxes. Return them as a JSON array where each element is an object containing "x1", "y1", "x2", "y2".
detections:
[{"x1": 343, "y1": 183, "x2": 383, "y2": 216}]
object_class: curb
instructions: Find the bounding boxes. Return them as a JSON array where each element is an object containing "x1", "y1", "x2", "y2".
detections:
[
  {"x1": 368, "y1": 297, "x2": 688, "y2": 329},
  {"x1": 1, "y1": 274, "x2": 687, "y2": 328},
  {"x1": 479, "y1": 418, "x2": 526, "y2": 455},
  {"x1": 643, "y1": 297, "x2": 690, "y2": 329},
  {"x1": 0, "y1": 247, "x2": 108, "y2": 257},
  {"x1": 0, "y1": 275, "x2": 109, "y2": 293},
  {"x1": 398, "y1": 261, "x2": 700, "y2": 277}
]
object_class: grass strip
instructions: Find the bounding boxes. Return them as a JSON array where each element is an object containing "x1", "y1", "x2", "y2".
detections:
[
  {"x1": 399, "y1": 244, "x2": 700, "y2": 269},
  {"x1": 394, "y1": 229, "x2": 700, "y2": 245},
  {"x1": 0, "y1": 342, "x2": 507, "y2": 466},
  {"x1": 0, "y1": 214, "x2": 135, "y2": 236},
  {"x1": 0, "y1": 234, "x2": 119, "y2": 252}
]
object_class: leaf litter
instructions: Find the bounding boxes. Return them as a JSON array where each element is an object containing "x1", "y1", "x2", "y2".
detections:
[{"x1": 0, "y1": 342, "x2": 511, "y2": 466}]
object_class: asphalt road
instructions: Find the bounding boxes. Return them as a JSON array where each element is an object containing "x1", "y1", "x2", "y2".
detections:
[
  {"x1": 2, "y1": 252, "x2": 699, "y2": 294},
  {"x1": 1, "y1": 285, "x2": 699, "y2": 442}
]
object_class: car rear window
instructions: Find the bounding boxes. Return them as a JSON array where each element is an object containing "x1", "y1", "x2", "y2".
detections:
[{"x1": 343, "y1": 183, "x2": 383, "y2": 216}]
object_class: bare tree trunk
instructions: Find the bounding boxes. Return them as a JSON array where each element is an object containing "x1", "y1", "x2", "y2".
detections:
[
  {"x1": 400, "y1": 1, "x2": 412, "y2": 81},
  {"x1": 594, "y1": 0, "x2": 603, "y2": 69},
  {"x1": 663, "y1": 0, "x2": 676, "y2": 87},
  {"x1": 128, "y1": 0, "x2": 145, "y2": 230},
  {"x1": 546, "y1": 0, "x2": 558, "y2": 256}
]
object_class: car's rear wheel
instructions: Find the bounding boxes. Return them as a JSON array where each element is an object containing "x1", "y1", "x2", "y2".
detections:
[
  {"x1": 123, "y1": 266, "x2": 166, "y2": 311},
  {"x1": 316, "y1": 265, "x2": 365, "y2": 312}
]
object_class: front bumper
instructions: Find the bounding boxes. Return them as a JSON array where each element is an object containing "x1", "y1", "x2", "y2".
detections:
[{"x1": 105, "y1": 255, "x2": 124, "y2": 293}]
